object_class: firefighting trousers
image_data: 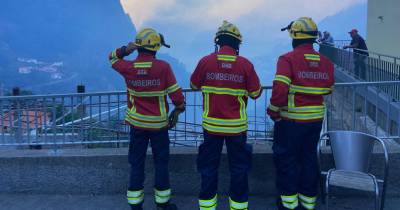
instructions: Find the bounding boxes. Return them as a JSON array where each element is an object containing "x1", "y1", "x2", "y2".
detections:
[
  {"x1": 272, "y1": 120, "x2": 322, "y2": 210},
  {"x1": 197, "y1": 131, "x2": 252, "y2": 207},
  {"x1": 127, "y1": 127, "x2": 171, "y2": 207}
]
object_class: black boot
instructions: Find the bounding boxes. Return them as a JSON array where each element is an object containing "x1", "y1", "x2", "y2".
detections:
[
  {"x1": 276, "y1": 198, "x2": 301, "y2": 210},
  {"x1": 130, "y1": 203, "x2": 143, "y2": 210},
  {"x1": 156, "y1": 202, "x2": 178, "y2": 210},
  {"x1": 295, "y1": 205, "x2": 307, "y2": 210},
  {"x1": 276, "y1": 198, "x2": 287, "y2": 210}
]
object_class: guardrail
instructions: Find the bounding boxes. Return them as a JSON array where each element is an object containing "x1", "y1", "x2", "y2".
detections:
[
  {"x1": 326, "y1": 81, "x2": 400, "y2": 139},
  {"x1": 1, "y1": 82, "x2": 399, "y2": 149},
  {"x1": 320, "y1": 44, "x2": 400, "y2": 101},
  {"x1": 0, "y1": 88, "x2": 273, "y2": 148},
  {"x1": 331, "y1": 39, "x2": 351, "y2": 49}
]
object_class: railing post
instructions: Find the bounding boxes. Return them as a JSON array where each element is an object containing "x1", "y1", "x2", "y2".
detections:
[
  {"x1": 77, "y1": 85, "x2": 85, "y2": 144},
  {"x1": 0, "y1": 99, "x2": 4, "y2": 144},
  {"x1": 12, "y1": 87, "x2": 23, "y2": 147}
]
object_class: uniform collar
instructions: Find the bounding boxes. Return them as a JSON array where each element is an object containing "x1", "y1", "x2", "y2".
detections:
[
  {"x1": 294, "y1": 43, "x2": 314, "y2": 51},
  {"x1": 218, "y1": 46, "x2": 237, "y2": 55},
  {"x1": 137, "y1": 52, "x2": 156, "y2": 59}
]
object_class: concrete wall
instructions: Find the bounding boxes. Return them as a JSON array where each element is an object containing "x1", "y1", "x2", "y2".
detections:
[
  {"x1": 0, "y1": 147, "x2": 275, "y2": 196},
  {"x1": 1, "y1": 147, "x2": 400, "y2": 198},
  {"x1": 367, "y1": 0, "x2": 400, "y2": 57}
]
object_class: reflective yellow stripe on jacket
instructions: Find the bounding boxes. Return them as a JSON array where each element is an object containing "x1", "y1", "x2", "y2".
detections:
[
  {"x1": 268, "y1": 104, "x2": 281, "y2": 112},
  {"x1": 166, "y1": 83, "x2": 180, "y2": 94},
  {"x1": 274, "y1": 75, "x2": 292, "y2": 86},
  {"x1": 125, "y1": 83, "x2": 180, "y2": 129},
  {"x1": 249, "y1": 88, "x2": 261, "y2": 98},
  {"x1": 289, "y1": 84, "x2": 331, "y2": 95},
  {"x1": 201, "y1": 86, "x2": 248, "y2": 134},
  {"x1": 278, "y1": 84, "x2": 331, "y2": 121},
  {"x1": 304, "y1": 54, "x2": 321, "y2": 61},
  {"x1": 217, "y1": 54, "x2": 237, "y2": 62},
  {"x1": 110, "y1": 50, "x2": 119, "y2": 65},
  {"x1": 202, "y1": 86, "x2": 248, "y2": 96},
  {"x1": 134, "y1": 62, "x2": 153, "y2": 68}
]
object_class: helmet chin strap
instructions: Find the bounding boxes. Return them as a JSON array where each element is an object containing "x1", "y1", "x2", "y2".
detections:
[
  {"x1": 214, "y1": 36, "x2": 240, "y2": 55},
  {"x1": 159, "y1": 34, "x2": 171, "y2": 48}
]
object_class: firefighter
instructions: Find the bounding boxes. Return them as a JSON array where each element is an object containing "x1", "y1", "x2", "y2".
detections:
[
  {"x1": 267, "y1": 17, "x2": 334, "y2": 210},
  {"x1": 190, "y1": 20, "x2": 262, "y2": 210},
  {"x1": 109, "y1": 28, "x2": 185, "y2": 210}
]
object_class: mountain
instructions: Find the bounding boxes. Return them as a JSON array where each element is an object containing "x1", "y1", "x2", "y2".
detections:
[{"x1": 0, "y1": 0, "x2": 189, "y2": 94}]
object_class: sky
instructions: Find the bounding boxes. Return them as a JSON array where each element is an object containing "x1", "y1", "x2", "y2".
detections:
[{"x1": 120, "y1": 0, "x2": 366, "y2": 71}]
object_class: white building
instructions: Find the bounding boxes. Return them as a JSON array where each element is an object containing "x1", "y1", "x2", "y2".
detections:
[{"x1": 367, "y1": 0, "x2": 400, "y2": 58}]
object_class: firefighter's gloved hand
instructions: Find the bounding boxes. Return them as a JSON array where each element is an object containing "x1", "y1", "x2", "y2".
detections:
[
  {"x1": 126, "y1": 42, "x2": 137, "y2": 55},
  {"x1": 168, "y1": 105, "x2": 185, "y2": 129}
]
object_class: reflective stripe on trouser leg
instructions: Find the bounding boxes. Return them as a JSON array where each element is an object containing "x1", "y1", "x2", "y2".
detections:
[
  {"x1": 273, "y1": 121, "x2": 300, "y2": 203},
  {"x1": 128, "y1": 128, "x2": 149, "y2": 191},
  {"x1": 299, "y1": 194, "x2": 316, "y2": 210},
  {"x1": 225, "y1": 134, "x2": 251, "y2": 204},
  {"x1": 127, "y1": 189, "x2": 144, "y2": 205},
  {"x1": 281, "y1": 194, "x2": 299, "y2": 209},
  {"x1": 149, "y1": 129, "x2": 171, "y2": 193},
  {"x1": 298, "y1": 121, "x2": 323, "y2": 202},
  {"x1": 198, "y1": 132, "x2": 224, "y2": 200},
  {"x1": 154, "y1": 188, "x2": 171, "y2": 204},
  {"x1": 229, "y1": 197, "x2": 248, "y2": 210},
  {"x1": 199, "y1": 194, "x2": 217, "y2": 210}
]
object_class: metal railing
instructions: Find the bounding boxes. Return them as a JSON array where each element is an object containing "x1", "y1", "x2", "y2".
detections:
[
  {"x1": 320, "y1": 44, "x2": 400, "y2": 101},
  {"x1": 326, "y1": 81, "x2": 400, "y2": 139},
  {"x1": 332, "y1": 39, "x2": 351, "y2": 49},
  {"x1": 1, "y1": 81, "x2": 399, "y2": 149},
  {"x1": 0, "y1": 88, "x2": 273, "y2": 148}
]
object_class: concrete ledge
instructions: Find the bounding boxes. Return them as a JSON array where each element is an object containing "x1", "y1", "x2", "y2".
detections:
[
  {"x1": 1, "y1": 146, "x2": 400, "y2": 197},
  {"x1": 0, "y1": 146, "x2": 275, "y2": 196}
]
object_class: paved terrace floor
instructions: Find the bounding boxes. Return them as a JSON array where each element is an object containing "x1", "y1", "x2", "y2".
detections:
[{"x1": 1, "y1": 194, "x2": 400, "y2": 210}]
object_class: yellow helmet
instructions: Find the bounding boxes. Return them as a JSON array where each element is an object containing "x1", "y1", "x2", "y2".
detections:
[
  {"x1": 134, "y1": 28, "x2": 170, "y2": 51},
  {"x1": 282, "y1": 17, "x2": 318, "y2": 39},
  {"x1": 215, "y1": 20, "x2": 242, "y2": 43}
]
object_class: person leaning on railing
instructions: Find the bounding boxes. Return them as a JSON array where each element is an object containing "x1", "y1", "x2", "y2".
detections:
[
  {"x1": 268, "y1": 17, "x2": 335, "y2": 210},
  {"x1": 109, "y1": 28, "x2": 185, "y2": 210},
  {"x1": 343, "y1": 29, "x2": 369, "y2": 80}
]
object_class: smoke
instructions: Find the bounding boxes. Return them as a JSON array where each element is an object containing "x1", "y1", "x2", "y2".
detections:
[
  {"x1": 120, "y1": 0, "x2": 176, "y2": 28},
  {"x1": 119, "y1": 0, "x2": 366, "y2": 69},
  {"x1": 120, "y1": 0, "x2": 366, "y2": 29}
]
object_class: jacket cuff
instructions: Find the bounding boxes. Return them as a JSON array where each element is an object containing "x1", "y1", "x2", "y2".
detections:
[
  {"x1": 118, "y1": 46, "x2": 129, "y2": 58},
  {"x1": 267, "y1": 108, "x2": 281, "y2": 120}
]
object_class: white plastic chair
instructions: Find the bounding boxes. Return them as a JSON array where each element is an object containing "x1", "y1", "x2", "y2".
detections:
[{"x1": 318, "y1": 131, "x2": 389, "y2": 210}]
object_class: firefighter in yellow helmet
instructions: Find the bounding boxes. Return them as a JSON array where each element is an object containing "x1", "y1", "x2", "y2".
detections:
[
  {"x1": 268, "y1": 17, "x2": 334, "y2": 210},
  {"x1": 191, "y1": 20, "x2": 262, "y2": 210},
  {"x1": 109, "y1": 28, "x2": 185, "y2": 210}
]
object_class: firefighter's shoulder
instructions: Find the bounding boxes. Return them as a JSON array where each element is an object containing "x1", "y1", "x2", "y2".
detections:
[
  {"x1": 203, "y1": 53, "x2": 217, "y2": 62},
  {"x1": 194, "y1": 53, "x2": 216, "y2": 66},
  {"x1": 236, "y1": 55, "x2": 254, "y2": 69},
  {"x1": 152, "y1": 58, "x2": 172, "y2": 69},
  {"x1": 319, "y1": 53, "x2": 333, "y2": 64},
  {"x1": 278, "y1": 50, "x2": 296, "y2": 60}
]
